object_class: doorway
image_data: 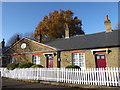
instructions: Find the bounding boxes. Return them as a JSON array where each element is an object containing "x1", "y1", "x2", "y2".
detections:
[
  {"x1": 46, "y1": 54, "x2": 53, "y2": 68},
  {"x1": 95, "y1": 54, "x2": 106, "y2": 68}
]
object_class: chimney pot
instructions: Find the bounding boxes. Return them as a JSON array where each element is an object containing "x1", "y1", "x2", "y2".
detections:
[
  {"x1": 64, "y1": 23, "x2": 69, "y2": 39},
  {"x1": 39, "y1": 33, "x2": 42, "y2": 43},
  {"x1": 2, "y1": 39, "x2": 5, "y2": 48},
  {"x1": 106, "y1": 15, "x2": 108, "y2": 20},
  {"x1": 15, "y1": 35, "x2": 20, "y2": 42}
]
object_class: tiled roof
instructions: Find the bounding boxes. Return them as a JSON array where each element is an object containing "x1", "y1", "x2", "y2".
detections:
[
  {"x1": 3, "y1": 30, "x2": 120, "y2": 53},
  {"x1": 44, "y1": 30, "x2": 120, "y2": 50}
]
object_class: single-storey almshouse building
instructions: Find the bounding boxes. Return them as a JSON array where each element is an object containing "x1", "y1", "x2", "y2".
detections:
[{"x1": 1, "y1": 15, "x2": 120, "y2": 69}]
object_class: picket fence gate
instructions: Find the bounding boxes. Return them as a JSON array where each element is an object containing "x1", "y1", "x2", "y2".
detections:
[{"x1": 1, "y1": 67, "x2": 120, "y2": 87}]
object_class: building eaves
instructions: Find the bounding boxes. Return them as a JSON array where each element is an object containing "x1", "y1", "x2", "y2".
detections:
[{"x1": 44, "y1": 30, "x2": 120, "y2": 50}]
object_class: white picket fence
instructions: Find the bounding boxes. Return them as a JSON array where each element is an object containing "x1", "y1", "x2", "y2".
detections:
[{"x1": 1, "y1": 67, "x2": 120, "y2": 87}]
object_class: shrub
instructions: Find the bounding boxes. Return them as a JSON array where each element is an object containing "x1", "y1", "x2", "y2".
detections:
[
  {"x1": 18, "y1": 61, "x2": 33, "y2": 68},
  {"x1": 7, "y1": 63, "x2": 19, "y2": 70},
  {"x1": 30, "y1": 64, "x2": 43, "y2": 68},
  {"x1": 65, "y1": 65, "x2": 80, "y2": 69}
]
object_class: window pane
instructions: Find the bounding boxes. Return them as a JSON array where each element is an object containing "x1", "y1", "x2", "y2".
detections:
[
  {"x1": 32, "y1": 55, "x2": 40, "y2": 65},
  {"x1": 79, "y1": 59, "x2": 83, "y2": 62},
  {"x1": 97, "y1": 56, "x2": 100, "y2": 59},
  {"x1": 101, "y1": 56, "x2": 105, "y2": 59},
  {"x1": 72, "y1": 53, "x2": 85, "y2": 68}
]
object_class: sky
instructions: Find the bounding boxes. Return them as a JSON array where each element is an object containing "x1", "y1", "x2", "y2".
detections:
[{"x1": 1, "y1": 1, "x2": 119, "y2": 45}]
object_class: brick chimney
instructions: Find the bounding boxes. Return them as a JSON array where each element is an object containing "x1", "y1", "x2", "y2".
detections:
[
  {"x1": 1, "y1": 39, "x2": 5, "y2": 48},
  {"x1": 39, "y1": 33, "x2": 42, "y2": 43},
  {"x1": 35, "y1": 30, "x2": 42, "y2": 43},
  {"x1": 65, "y1": 23, "x2": 69, "y2": 39},
  {"x1": 104, "y1": 15, "x2": 112, "y2": 32}
]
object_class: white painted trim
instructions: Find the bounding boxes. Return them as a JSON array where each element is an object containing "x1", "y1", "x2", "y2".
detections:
[
  {"x1": 25, "y1": 38, "x2": 57, "y2": 50},
  {"x1": 43, "y1": 53, "x2": 54, "y2": 55},
  {"x1": 43, "y1": 53, "x2": 54, "y2": 57},
  {"x1": 32, "y1": 55, "x2": 41, "y2": 65},
  {"x1": 91, "y1": 49, "x2": 109, "y2": 54},
  {"x1": 91, "y1": 48, "x2": 108, "y2": 51},
  {"x1": 83, "y1": 53, "x2": 86, "y2": 69}
]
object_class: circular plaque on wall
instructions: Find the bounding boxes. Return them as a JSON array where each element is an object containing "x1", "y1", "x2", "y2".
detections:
[{"x1": 21, "y1": 43, "x2": 26, "y2": 49}]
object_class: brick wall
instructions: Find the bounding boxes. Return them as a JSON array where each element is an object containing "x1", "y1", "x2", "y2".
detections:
[
  {"x1": 4, "y1": 39, "x2": 56, "y2": 66},
  {"x1": 4, "y1": 38, "x2": 120, "y2": 68},
  {"x1": 60, "y1": 51, "x2": 72, "y2": 68},
  {"x1": 59, "y1": 47, "x2": 120, "y2": 68},
  {"x1": 106, "y1": 47, "x2": 119, "y2": 67},
  {"x1": 85, "y1": 50, "x2": 96, "y2": 68}
]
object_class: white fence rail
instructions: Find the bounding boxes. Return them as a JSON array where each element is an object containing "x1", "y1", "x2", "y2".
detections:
[{"x1": 1, "y1": 67, "x2": 120, "y2": 87}]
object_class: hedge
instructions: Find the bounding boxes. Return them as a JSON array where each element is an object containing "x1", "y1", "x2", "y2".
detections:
[
  {"x1": 18, "y1": 61, "x2": 33, "y2": 68},
  {"x1": 7, "y1": 63, "x2": 19, "y2": 70},
  {"x1": 65, "y1": 65, "x2": 81, "y2": 69},
  {"x1": 30, "y1": 64, "x2": 43, "y2": 68}
]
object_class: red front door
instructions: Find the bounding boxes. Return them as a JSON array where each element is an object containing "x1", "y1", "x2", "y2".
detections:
[
  {"x1": 48, "y1": 56, "x2": 53, "y2": 68},
  {"x1": 95, "y1": 54, "x2": 106, "y2": 68}
]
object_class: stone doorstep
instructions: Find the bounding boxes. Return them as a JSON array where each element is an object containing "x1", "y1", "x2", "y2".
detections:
[{"x1": 3, "y1": 77, "x2": 119, "y2": 89}]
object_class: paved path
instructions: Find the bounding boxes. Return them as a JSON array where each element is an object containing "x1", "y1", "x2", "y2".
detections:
[
  {"x1": 2, "y1": 77, "x2": 119, "y2": 90},
  {"x1": 1, "y1": 78, "x2": 78, "y2": 90}
]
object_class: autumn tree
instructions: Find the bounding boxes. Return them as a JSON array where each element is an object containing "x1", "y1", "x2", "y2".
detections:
[{"x1": 34, "y1": 9, "x2": 85, "y2": 41}]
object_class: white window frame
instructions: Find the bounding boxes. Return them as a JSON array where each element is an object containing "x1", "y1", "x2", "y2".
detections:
[
  {"x1": 9, "y1": 57, "x2": 15, "y2": 64},
  {"x1": 72, "y1": 53, "x2": 85, "y2": 69},
  {"x1": 32, "y1": 55, "x2": 41, "y2": 65}
]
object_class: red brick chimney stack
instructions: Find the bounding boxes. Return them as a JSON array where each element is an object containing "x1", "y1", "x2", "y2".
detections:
[
  {"x1": 106, "y1": 15, "x2": 108, "y2": 20},
  {"x1": 64, "y1": 23, "x2": 69, "y2": 39},
  {"x1": 104, "y1": 15, "x2": 112, "y2": 32}
]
